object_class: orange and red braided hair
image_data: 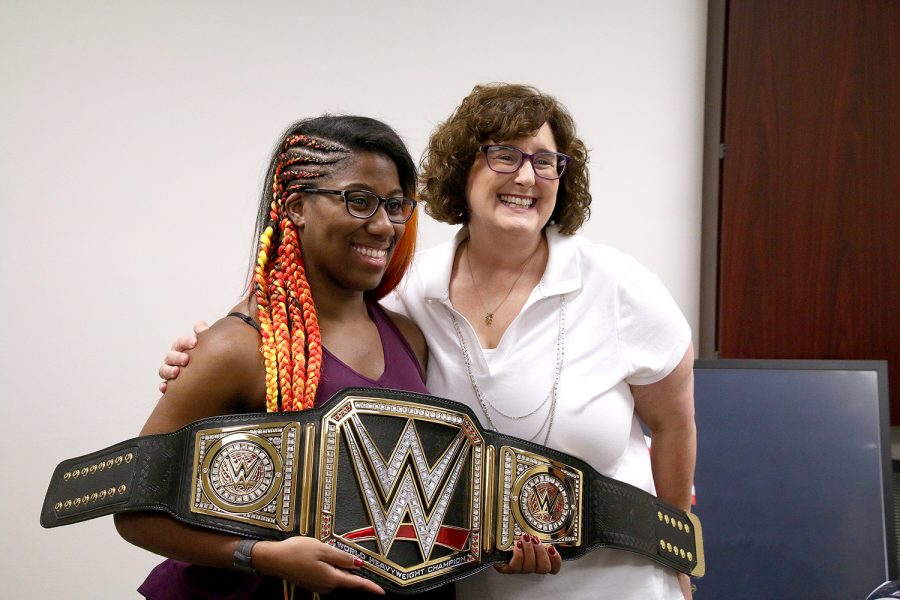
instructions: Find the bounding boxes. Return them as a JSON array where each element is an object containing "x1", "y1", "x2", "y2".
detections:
[{"x1": 252, "y1": 120, "x2": 418, "y2": 414}]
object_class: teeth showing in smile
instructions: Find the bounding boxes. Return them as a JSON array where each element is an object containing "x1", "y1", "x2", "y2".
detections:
[
  {"x1": 498, "y1": 194, "x2": 534, "y2": 208},
  {"x1": 353, "y1": 245, "x2": 387, "y2": 259}
]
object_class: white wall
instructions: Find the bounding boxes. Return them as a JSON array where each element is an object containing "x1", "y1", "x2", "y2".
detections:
[{"x1": 0, "y1": 1, "x2": 708, "y2": 597}]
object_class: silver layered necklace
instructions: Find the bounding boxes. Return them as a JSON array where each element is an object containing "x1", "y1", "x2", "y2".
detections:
[{"x1": 446, "y1": 294, "x2": 567, "y2": 445}]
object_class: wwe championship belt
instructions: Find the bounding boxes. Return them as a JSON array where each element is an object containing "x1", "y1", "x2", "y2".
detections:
[{"x1": 41, "y1": 388, "x2": 704, "y2": 594}]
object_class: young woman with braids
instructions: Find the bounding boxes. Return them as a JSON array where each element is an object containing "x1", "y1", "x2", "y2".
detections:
[
  {"x1": 162, "y1": 84, "x2": 696, "y2": 599},
  {"x1": 116, "y1": 115, "x2": 453, "y2": 599}
]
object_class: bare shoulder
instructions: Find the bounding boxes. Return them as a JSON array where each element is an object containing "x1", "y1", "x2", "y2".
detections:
[
  {"x1": 141, "y1": 315, "x2": 264, "y2": 435},
  {"x1": 381, "y1": 306, "x2": 428, "y2": 374},
  {"x1": 193, "y1": 315, "x2": 263, "y2": 378}
]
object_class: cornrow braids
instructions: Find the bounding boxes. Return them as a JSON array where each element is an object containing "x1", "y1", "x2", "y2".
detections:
[{"x1": 254, "y1": 133, "x2": 349, "y2": 412}]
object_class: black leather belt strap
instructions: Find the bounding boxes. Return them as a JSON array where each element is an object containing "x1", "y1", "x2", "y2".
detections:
[{"x1": 41, "y1": 388, "x2": 704, "y2": 594}]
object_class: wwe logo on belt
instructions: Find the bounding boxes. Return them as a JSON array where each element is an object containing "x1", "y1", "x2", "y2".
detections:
[
  {"x1": 532, "y1": 485, "x2": 562, "y2": 522},
  {"x1": 219, "y1": 453, "x2": 263, "y2": 495},
  {"x1": 343, "y1": 413, "x2": 470, "y2": 560}
]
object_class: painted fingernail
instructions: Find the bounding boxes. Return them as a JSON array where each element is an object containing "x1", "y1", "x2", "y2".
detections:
[
  {"x1": 353, "y1": 557, "x2": 364, "y2": 567},
  {"x1": 532, "y1": 536, "x2": 540, "y2": 545},
  {"x1": 548, "y1": 546, "x2": 557, "y2": 556},
  {"x1": 516, "y1": 540, "x2": 523, "y2": 549},
  {"x1": 522, "y1": 533, "x2": 530, "y2": 543}
]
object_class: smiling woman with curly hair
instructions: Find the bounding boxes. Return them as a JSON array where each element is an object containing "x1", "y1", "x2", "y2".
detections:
[
  {"x1": 420, "y1": 84, "x2": 591, "y2": 234},
  {"x1": 398, "y1": 83, "x2": 696, "y2": 600}
]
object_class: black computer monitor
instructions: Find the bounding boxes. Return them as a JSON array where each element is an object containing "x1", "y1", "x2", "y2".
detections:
[{"x1": 692, "y1": 359, "x2": 895, "y2": 598}]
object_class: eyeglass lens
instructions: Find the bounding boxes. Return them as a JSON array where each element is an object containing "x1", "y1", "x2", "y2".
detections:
[
  {"x1": 484, "y1": 146, "x2": 567, "y2": 178},
  {"x1": 345, "y1": 190, "x2": 414, "y2": 223}
]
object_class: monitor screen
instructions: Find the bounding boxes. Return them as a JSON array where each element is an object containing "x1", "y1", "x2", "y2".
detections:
[{"x1": 692, "y1": 359, "x2": 895, "y2": 598}]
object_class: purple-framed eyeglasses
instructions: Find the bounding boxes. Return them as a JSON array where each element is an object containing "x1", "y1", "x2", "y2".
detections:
[{"x1": 479, "y1": 144, "x2": 571, "y2": 180}]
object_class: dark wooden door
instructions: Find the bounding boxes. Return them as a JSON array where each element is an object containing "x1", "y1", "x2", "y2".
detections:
[{"x1": 717, "y1": 0, "x2": 900, "y2": 420}]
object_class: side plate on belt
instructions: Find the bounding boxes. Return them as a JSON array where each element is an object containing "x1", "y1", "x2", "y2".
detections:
[{"x1": 191, "y1": 422, "x2": 301, "y2": 532}]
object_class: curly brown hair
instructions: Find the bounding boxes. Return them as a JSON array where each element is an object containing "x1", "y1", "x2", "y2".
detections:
[{"x1": 420, "y1": 83, "x2": 591, "y2": 234}]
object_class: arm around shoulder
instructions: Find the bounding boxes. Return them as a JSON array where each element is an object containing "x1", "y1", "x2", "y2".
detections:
[{"x1": 141, "y1": 317, "x2": 264, "y2": 435}]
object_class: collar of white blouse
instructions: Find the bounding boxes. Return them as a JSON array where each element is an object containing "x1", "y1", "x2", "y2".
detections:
[{"x1": 423, "y1": 225, "x2": 582, "y2": 302}]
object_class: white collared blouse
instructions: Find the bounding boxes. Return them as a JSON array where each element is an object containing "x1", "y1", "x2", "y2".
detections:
[{"x1": 382, "y1": 225, "x2": 691, "y2": 599}]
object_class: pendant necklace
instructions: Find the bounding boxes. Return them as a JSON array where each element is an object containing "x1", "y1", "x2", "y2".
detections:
[
  {"x1": 465, "y1": 239, "x2": 542, "y2": 327},
  {"x1": 446, "y1": 294, "x2": 567, "y2": 445}
]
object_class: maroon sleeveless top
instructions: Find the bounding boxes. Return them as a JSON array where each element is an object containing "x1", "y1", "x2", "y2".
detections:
[
  {"x1": 137, "y1": 300, "x2": 448, "y2": 600},
  {"x1": 315, "y1": 299, "x2": 427, "y2": 401}
]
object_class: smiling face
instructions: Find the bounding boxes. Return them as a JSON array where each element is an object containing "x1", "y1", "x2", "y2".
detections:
[
  {"x1": 285, "y1": 152, "x2": 405, "y2": 296},
  {"x1": 464, "y1": 122, "x2": 560, "y2": 239}
]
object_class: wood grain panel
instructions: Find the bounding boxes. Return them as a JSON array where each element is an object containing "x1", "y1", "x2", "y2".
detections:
[{"x1": 718, "y1": 0, "x2": 900, "y2": 420}]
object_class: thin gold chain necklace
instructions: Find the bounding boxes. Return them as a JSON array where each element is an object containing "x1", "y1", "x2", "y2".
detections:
[{"x1": 464, "y1": 239, "x2": 542, "y2": 327}]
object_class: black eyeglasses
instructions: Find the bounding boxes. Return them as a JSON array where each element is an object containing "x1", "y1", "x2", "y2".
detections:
[
  {"x1": 479, "y1": 144, "x2": 571, "y2": 180},
  {"x1": 299, "y1": 187, "x2": 417, "y2": 224}
]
